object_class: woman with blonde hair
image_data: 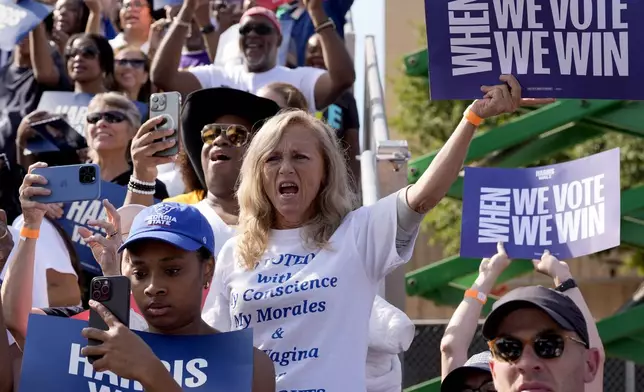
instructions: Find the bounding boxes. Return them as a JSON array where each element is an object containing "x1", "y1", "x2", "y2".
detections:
[{"x1": 203, "y1": 75, "x2": 554, "y2": 389}]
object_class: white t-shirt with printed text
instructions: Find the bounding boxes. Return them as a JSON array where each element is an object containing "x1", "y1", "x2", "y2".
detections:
[
  {"x1": 188, "y1": 64, "x2": 326, "y2": 113},
  {"x1": 194, "y1": 199, "x2": 237, "y2": 257},
  {"x1": 201, "y1": 192, "x2": 417, "y2": 391}
]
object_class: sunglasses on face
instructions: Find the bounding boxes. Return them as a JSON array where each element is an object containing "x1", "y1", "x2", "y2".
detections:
[
  {"x1": 461, "y1": 380, "x2": 496, "y2": 392},
  {"x1": 488, "y1": 332, "x2": 586, "y2": 363},
  {"x1": 65, "y1": 46, "x2": 99, "y2": 61},
  {"x1": 86, "y1": 111, "x2": 128, "y2": 124},
  {"x1": 115, "y1": 58, "x2": 146, "y2": 68},
  {"x1": 239, "y1": 23, "x2": 273, "y2": 36},
  {"x1": 201, "y1": 124, "x2": 250, "y2": 147}
]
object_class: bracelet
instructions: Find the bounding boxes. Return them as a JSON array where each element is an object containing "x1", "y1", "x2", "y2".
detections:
[
  {"x1": 128, "y1": 184, "x2": 156, "y2": 195},
  {"x1": 463, "y1": 106, "x2": 483, "y2": 127},
  {"x1": 129, "y1": 176, "x2": 156, "y2": 187},
  {"x1": 20, "y1": 227, "x2": 40, "y2": 239},
  {"x1": 464, "y1": 289, "x2": 487, "y2": 305},
  {"x1": 314, "y1": 19, "x2": 335, "y2": 34}
]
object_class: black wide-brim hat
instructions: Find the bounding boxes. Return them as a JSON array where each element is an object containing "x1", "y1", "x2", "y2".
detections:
[{"x1": 180, "y1": 87, "x2": 281, "y2": 190}]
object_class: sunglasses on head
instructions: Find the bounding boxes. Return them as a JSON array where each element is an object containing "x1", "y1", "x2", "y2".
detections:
[
  {"x1": 201, "y1": 124, "x2": 250, "y2": 147},
  {"x1": 86, "y1": 111, "x2": 128, "y2": 124},
  {"x1": 65, "y1": 46, "x2": 99, "y2": 60},
  {"x1": 460, "y1": 380, "x2": 496, "y2": 392},
  {"x1": 115, "y1": 58, "x2": 146, "y2": 68},
  {"x1": 239, "y1": 23, "x2": 273, "y2": 36},
  {"x1": 488, "y1": 331, "x2": 586, "y2": 363}
]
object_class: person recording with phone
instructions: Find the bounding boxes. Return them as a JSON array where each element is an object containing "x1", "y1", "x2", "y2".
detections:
[{"x1": 74, "y1": 202, "x2": 276, "y2": 391}]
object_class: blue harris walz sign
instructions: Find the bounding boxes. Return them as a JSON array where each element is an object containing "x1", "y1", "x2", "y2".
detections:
[
  {"x1": 19, "y1": 315, "x2": 254, "y2": 392},
  {"x1": 459, "y1": 148, "x2": 621, "y2": 260},
  {"x1": 424, "y1": 0, "x2": 644, "y2": 100}
]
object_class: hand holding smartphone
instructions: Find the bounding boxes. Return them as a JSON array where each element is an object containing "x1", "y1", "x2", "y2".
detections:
[
  {"x1": 87, "y1": 276, "x2": 131, "y2": 364},
  {"x1": 31, "y1": 164, "x2": 101, "y2": 204},
  {"x1": 149, "y1": 92, "x2": 181, "y2": 157}
]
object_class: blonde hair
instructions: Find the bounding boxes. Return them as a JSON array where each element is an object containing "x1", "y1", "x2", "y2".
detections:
[
  {"x1": 87, "y1": 91, "x2": 142, "y2": 129},
  {"x1": 236, "y1": 110, "x2": 358, "y2": 269}
]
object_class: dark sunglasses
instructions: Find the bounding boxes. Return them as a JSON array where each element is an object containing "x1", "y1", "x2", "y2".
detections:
[
  {"x1": 115, "y1": 58, "x2": 146, "y2": 68},
  {"x1": 460, "y1": 380, "x2": 496, "y2": 392},
  {"x1": 239, "y1": 23, "x2": 273, "y2": 36},
  {"x1": 201, "y1": 124, "x2": 250, "y2": 147},
  {"x1": 488, "y1": 332, "x2": 586, "y2": 363},
  {"x1": 86, "y1": 111, "x2": 128, "y2": 124},
  {"x1": 65, "y1": 46, "x2": 99, "y2": 60}
]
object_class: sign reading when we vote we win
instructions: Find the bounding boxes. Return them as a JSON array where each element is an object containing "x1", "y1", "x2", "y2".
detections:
[
  {"x1": 424, "y1": 0, "x2": 644, "y2": 100},
  {"x1": 460, "y1": 149, "x2": 621, "y2": 260},
  {"x1": 19, "y1": 315, "x2": 254, "y2": 392}
]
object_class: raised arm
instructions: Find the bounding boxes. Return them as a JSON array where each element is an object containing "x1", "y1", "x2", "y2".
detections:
[
  {"x1": 1, "y1": 163, "x2": 51, "y2": 349},
  {"x1": 441, "y1": 243, "x2": 510, "y2": 379},
  {"x1": 150, "y1": 0, "x2": 202, "y2": 95},
  {"x1": 406, "y1": 75, "x2": 555, "y2": 214},
  {"x1": 0, "y1": 211, "x2": 14, "y2": 392},
  {"x1": 534, "y1": 251, "x2": 605, "y2": 392},
  {"x1": 308, "y1": 0, "x2": 356, "y2": 110},
  {"x1": 29, "y1": 24, "x2": 61, "y2": 87}
]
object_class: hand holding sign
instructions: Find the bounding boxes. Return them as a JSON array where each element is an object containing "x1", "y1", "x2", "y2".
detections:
[
  {"x1": 78, "y1": 199, "x2": 122, "y2": 276},
  {"x1": 532, "y1": 250, "x2": 573, "y2": 286},
  {"x1": 16, "y1": 111, "x2": 53, "y2": 150},
  {"x1": 470, "y1": 75, "x2": 556, "y2": 119},
  {"x1": 19, "y1": 162, "x2": 51, "y2": 228},
  {"x1": 479, "y1": 242, "x2": 511, "y2": 277},
  {"x1": 81, "y1": 300, "x2": 171, "y2": 389}
]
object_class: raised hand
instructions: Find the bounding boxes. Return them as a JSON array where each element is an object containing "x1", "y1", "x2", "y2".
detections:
[
  {"x1": 18, "y1": 162, "x2": 52, "y2": 228},
  {"x1": 479, "y1": 242, "x2": 511, "y2": 277},
  {"x1": 533, "y1": 250, "x2": 572, "y2": 285},
  {"x1": 78, "y1": 199, "x2": 122, "y2": 276},
  {"x1": 130, "y1": 116, "x2": 176, "y2": 183},
  {"x1": 81, "y1": 301, "x2": 159, "y2": 381},
  {"x1": 470, "y1": 75, "x2": 555, "y2": 119}
]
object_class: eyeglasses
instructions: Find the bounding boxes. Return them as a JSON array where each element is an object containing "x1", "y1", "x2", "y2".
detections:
[
  {"x1": 65, "y1": 46, "x2": 99, "y2": 61},
  {"x1": 86, "y1": 111, "x2": 128, "y2": 124},
  {"x1": 488, "y1": 332, "x2": 586, "y2": 363},
  {"x1": 460, "y1": 380, "x2": 496, "y2": 392},
  {"x1": 201, "y1": 124, "x2": 250, "y2": 147},
  {"x1": 239, "y1": 23, "x2": 274, "y2": 36},
  {"x1": 115, "y1": 59, "x2": 146, "y2": 68}
]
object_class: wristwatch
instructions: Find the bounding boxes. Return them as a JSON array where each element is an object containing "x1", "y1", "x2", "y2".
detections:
[
  {"x1": 555, "y1": 278, "x2": 577, "y2": 293},
  {"x1": 200, "y1": 24, "x2": 215, "y2": 35}
]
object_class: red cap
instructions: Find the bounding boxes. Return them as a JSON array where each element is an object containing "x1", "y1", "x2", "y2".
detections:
[{"x1": 241, "y1": 6, "x2": 282, "y2": 34}]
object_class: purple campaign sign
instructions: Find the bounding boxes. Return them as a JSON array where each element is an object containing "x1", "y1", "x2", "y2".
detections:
[
  {"x1": 460, "y1": 149, "x2": 620, "y2": 260},
  {"x1": 424, "y1": 1, "x2": 644, "y2": 100}
]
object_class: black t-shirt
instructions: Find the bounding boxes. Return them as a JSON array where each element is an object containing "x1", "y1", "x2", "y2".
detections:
[
  {"x1": 0, "y1": 51, "x2": 71, "y2": 165},
  {"x1": 112, "y1": 168, "x2": 169, "y2": 201},
  {"x1": 319, "y1": 90, "x2": 360, "y2": 140}
]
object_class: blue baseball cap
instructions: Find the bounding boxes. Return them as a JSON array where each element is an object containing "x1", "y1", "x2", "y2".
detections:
[{"x1": 118, "y1": 202, "x2": 214, "y2": 254}]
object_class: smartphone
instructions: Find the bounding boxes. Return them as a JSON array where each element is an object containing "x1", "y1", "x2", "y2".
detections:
[
  {"x1": 88, "y1": 276, "x2": 131, "y2": 364},
  {"x1": 149, "y1": 92, "x2": 181, "y2": 157},
  {"x1": 31, "y1": 164, "x2": 101, "y2": 204}
]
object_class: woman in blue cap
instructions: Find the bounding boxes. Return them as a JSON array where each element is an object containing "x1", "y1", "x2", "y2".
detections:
[{"x1": 72, "y1": 201, "x2": 276, "y2": 391}]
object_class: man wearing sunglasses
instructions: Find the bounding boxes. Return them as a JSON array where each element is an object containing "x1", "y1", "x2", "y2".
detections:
[
  {"x1": 482, "y1": 283, "x2": 601, "y2": 392},
  {"x1": 151, "y1": 0, "x2": 355, "y2": 113}
]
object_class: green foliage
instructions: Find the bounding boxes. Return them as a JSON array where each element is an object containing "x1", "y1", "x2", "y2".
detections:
[{"x1": 391, "y1": 37, "x2": 644, "y2": 271}]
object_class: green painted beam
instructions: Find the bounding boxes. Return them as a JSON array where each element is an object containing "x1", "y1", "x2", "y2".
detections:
[
  {"x1": 403, "y1": 49, "x2": 430, "y2": 78},
  {"x1": 585, "y1": 101, "x2": 644, "y2": 137},
  {"x1": 404, "y1": 377, "x2": 440, "y2": 392},
  {"x1": 408, "y1": 100, "x2": 622, "y2": 184}
]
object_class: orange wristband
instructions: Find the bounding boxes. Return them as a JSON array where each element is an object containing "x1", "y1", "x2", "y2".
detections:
[
  {"x1": 465, "y1": 289, "x2": 487, "y2": 305},
  {"x1": 20, "y1": 227, "x2": 40, "y2": 239},
  {"x1": 464, "y1": 107, "x2": 483, "y2": 127}
]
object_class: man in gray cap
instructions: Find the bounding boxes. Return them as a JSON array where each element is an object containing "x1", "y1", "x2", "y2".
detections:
[{"x1": 482, "y1": 286, "x2": 601, "y2": 392}]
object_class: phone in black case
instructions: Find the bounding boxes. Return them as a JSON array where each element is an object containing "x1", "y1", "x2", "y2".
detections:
[{"x1": 87, "y1": 276, "x2": 131, "y2": 364}]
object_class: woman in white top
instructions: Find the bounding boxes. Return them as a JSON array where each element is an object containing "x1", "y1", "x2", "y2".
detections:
[{"x1": 203, "y1": 75, "x2": 554, "y2": 390}]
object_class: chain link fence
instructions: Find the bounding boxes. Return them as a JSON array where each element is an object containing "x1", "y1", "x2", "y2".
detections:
[{"x1": 403, "y1": 322, "x2": 644, "y2": 391}]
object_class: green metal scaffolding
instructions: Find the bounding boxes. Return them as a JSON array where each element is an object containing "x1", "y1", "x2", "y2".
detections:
[{"x1": 401, "y1": 48, "x2": 644, "y2": 392}]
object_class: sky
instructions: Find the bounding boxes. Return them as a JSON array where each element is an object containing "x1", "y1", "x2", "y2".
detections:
[{"x1": 347, "y1": 0, "x2": 386, "y2": 127}]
